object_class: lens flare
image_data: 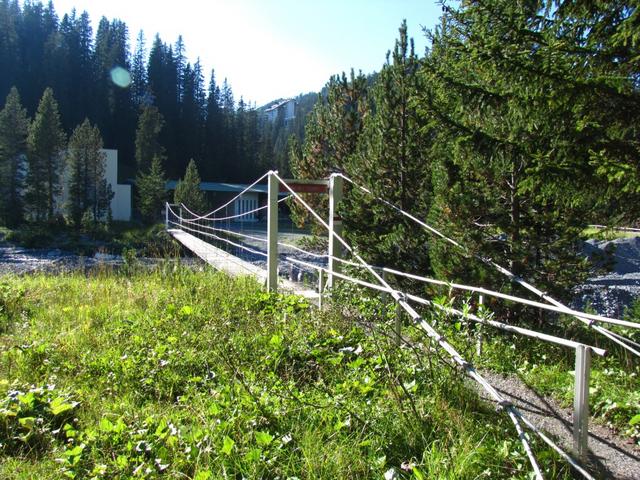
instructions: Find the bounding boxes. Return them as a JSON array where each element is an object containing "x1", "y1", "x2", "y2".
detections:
[{"x1": 110, "y1": 67, "x2": 132, "y2": 88}]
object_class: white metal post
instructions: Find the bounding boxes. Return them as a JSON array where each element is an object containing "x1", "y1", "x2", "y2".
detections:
[
  {"x1": 328, "y1": 174, "x2": 344, "y2": 290},
  {"x1": 573, "y1": 345, "x2": 591, "y2": 460},
  {"x1": 395, "y1": 301, "x2": 402, "y2": 346},
  {"x1": 267, "y1": 171, "x2": 279, "y2": 292},
  {"x1": 476, "y1": 294, "x2": 484, "y2": 356},
  {"x1": 165, "y1": 203, "x2": 169, "y2": 229}
]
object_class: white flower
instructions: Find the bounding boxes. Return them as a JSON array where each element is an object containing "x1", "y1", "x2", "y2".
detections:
[{"x1": 384, "y1": 468, "x2": 398, "y2": 480}]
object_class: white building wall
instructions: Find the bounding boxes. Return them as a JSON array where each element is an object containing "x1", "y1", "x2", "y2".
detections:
[
  {"x1": 266, "y1": 108, "x2": 278, "y2": 122},
  {"x1": 283, "y1": 100, "x2": 295, "y2": 121},
  {"x1": 103, "y1": 149, "x2": 131, "y2": 221}
]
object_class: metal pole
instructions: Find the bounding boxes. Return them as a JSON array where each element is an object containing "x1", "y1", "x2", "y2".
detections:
[
  {"x1": 381, "y1": 269, "x2": 389, "y2": 304},
  {"x1": 395, "y1": 301, "x2": 402, "y2": 346},
  {"x1": 267, "y1": 171, "x2": 279, "y2": 292},
  {"x1": 328, "y1": 174, "x2": 343, "y2": 290},
  {"x1": 477, "y1": 294, "x2": 484, "y2": 357},
  {"x1": 318, "y1": 269, "x2": 324, "y2": 309},
  {"x1": 165, "y1": 202, "x2": 169, "y2": 229},
  {"x1": 573, "y1": 345, "x2": 591, "y2": 460}
]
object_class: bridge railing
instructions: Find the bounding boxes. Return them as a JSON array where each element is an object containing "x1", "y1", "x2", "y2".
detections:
[{"x1": 166, "y1": 170, "x2": 640, "y2": 479}]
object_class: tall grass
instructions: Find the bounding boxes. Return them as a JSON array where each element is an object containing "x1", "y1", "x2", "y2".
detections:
[{"x1": 0, "y1": 267, "x2": 572, "y2": 479}]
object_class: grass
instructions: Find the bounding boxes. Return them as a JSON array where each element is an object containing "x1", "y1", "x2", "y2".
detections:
[
  {"x1": 582, "y1": 226, "x2": 640, "y2": 241},
  {"x1": 366, "y1": 286, "x2": 640, "y2": 446},
  {"x1": 0, "y1": 266, "x2": 573, "y2": 479}
]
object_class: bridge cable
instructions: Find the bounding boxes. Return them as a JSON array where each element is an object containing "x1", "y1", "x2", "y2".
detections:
[
  {"x1": 322, "y1": 255, "x2": 636, "y2": 330},
  {"x1": 179, "y1": 172, "x2": 270, "y2": 221},
  {"x1": 181, "y1": 195, "x2": 292, "y2": 224},
  {"x1": 338, "y1": 173, "x2": 640, "y2": 357},
  {"x1": 285, "y1": 257, "x2": 605, "y2": 355},
  {"x1": 275, "y1": 172, "x2": 548, "y2": 479}
]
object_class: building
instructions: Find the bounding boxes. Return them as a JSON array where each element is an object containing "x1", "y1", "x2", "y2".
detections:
[{"x1": 264, "y1": 99, "x2": 296, "y2": 124}]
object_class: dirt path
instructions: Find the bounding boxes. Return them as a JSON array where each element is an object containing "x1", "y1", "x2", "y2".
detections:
[{"x1": 473, "y1": 371, "x2": 640, "y2": 479}]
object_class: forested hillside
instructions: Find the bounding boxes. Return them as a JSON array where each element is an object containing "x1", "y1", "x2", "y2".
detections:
[
  {"x1": 292, "y1": 1, "x2": 640, "y2": 309},
  {"x1": 0, "y1": 0, "x2": 315, "y2": 186}
]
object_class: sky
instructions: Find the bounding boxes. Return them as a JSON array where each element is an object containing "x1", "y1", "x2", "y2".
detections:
[{"x1": 45, "y1": 0, "x2": 443, "y2": 106}]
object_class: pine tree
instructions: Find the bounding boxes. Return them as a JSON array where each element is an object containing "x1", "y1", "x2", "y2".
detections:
[
  {"x1": 173, "y1": 158, "x2": 207, "y2": 214},
  {"x1": 65, "y1": 118, "x2": 112, "y2": 228},
  {"x1": 220, "y1": 78, "x2": 236, "y2": 180},
  {"x1": 173, "y1": 35, "x2": 186, "y2": 101},
  {"x1": 178, "y1": 60, "x2": 205, "y2": 176},
  {"x1": 135, "y1": 104, "x2": 165, "y2": 173},
  {"x1": 93, "y1": 17, "x2": 134, "y2": 164},
  {"x1": 0, "y1": 0, "x2": 20, "y2": 99},
  {"x1": 136, "y1": 155, "x2": 166, "y2": 223},
  {"x1": 0, "y1": 86, "x2": 29, "y2": 226},
  {"x1": 290, "y1": 71, "x2": 368, "y2": 230},
  {"x1": 147, "y1": 35, "x2": 179, "y2": 175},
  {"x1": 26, "y1": 87, "x2": 65, "y2": 222},
  {"x1": 242, "y1": 105, "x2": 260, "y2": 178},
  {"x1": 344, "y1": 22, "x2": 431, "y2": 273},
  {"x1": 18, "y1": 1, "x2": 58, "y2": 113},
  {"x1": 416, "y1": 1, "x2": 640, "y2": 304}
]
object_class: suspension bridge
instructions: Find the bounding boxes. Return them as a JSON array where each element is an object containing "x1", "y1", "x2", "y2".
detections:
[{"x1": 165, "y1": 171, "x2": 640, "y2": 480}]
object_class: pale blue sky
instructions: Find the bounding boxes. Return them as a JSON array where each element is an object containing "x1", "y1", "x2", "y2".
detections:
[{"x1": 47, "y1": 0, "x2": 443, "y2": 106}]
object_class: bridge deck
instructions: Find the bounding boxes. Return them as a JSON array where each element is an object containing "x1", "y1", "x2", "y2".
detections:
[{"x1": 168, "y1": 229, "x2": 319, "y2": 301}]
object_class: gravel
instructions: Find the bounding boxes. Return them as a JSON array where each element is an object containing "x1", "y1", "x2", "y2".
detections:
[
  {"x1": 577, "y1": 236, "x2": 640, "y2": 317},
  {"x1": 472, "y1": 371, "x2": 640, "y2": 480},
  {"x1": 0, "y1": 244, "x2": 199, "y2": 275}
]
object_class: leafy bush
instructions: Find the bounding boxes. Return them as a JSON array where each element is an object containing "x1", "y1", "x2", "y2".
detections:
[
  {"x1": 4, "y1": 226, "x2": 54, "y2": 248},
  {"x1": 0, "y1": 383, "x2": 79, "y2": 456}
]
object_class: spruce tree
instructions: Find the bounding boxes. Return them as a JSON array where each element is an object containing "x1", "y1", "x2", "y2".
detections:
[
  {"x1": 0, "y1": 86, "x2": 29, "y2": 226},
  {"x1": 203, "y1": 69, "x2": 223, "y2": 180},
  {"x1": 137, "y1": 155, "x2": 166, "y2": 223},
  {"x1": 178, "y1": 61, "x2": 205, "y2": 176},
  {"x1": 131, "y1": 30, "x2": 148, "y2": 105},
  {"x1": 93, "y1": 17, "x2": 135, "y2": 166},
  {"x1": 65, "y1": 118, "x2": 112, "y2": 228},
  {"x1": 173, "y1": 158, "x2": 207, "y2": 214},
  {"x1": 0, "y1": 0, "x2": 20, "y2": 99},
  {"x1": 26, "y1": 87, "x2": 66, "y2": 222},
  {"x1": 147, "y1": 35, "x2": 179, "y2": 175},
  {"x1": 135, "y1": 104, "x2": 165, "y2": 173}
]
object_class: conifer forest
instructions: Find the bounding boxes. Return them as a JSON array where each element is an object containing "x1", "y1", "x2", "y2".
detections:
[{"x1": 0, "y1": 0, "x2": 315, "y2": 227}]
